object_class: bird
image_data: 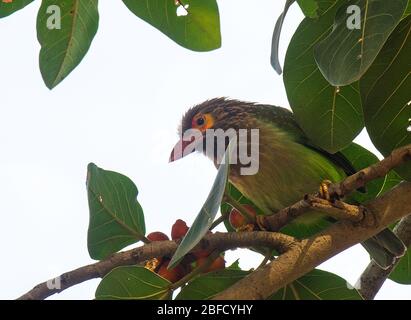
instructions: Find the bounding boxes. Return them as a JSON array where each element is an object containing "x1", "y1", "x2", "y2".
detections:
[{"x1": 169, "y1": 97, "x2": 406, "y2": 269}]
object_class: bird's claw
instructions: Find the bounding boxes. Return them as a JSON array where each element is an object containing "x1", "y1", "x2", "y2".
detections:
[{"x1": 319, "y1": 179, "x2": 333, "y2": 201}]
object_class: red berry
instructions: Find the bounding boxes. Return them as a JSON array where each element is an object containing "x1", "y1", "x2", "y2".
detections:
[
  {"x1": 193, "y1": 256, "x2": 225, "y2": 273},
  {"x1": 171, "y1": 219, "x2": 189, "y2": 240},
  {"x1": 157, "y1": 260, "x2": 185, "y2": 283},
  {"x1": 208, "y1": 256, "x2": 225, "y2": 272},
  {"x1": 147, "y1": 231, "x2": 169, "y2": 242},
  {"x1": 193, "y1": 249, "x2": 212, "y2": 258},
  {"x1": 229, "y1": 204, "x2": 257, "y2": 229}
]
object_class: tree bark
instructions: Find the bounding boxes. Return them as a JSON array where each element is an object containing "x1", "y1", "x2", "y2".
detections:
[
  {"x1": 214, "y1": 182, "x2": 411, "y2": 300},
  {"x1": 357, "y1": 214, "x2": 411, "y2": 300}
]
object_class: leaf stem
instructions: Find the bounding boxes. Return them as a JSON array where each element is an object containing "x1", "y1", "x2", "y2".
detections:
[
  {"x1": 210, "y1": 214, "x2": 228, "y2": 230},
  {"x1": 257, "y1": 253, "x2": 272, "y2": 269}
]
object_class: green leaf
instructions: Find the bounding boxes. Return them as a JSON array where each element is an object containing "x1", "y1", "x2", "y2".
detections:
[
  {"x1": 122, "y1": 0, "x2": 221, "y2": 52},
  {"x1": 377, "y1": 171, "x2": 403, "y2": 196},
  {"x1": 169, "y1": 145, "x2": 230, "y2": 268},
  {"x1": 297, "y1": 0, "x2": 319, "y2": 18},
  {"x1": 0, "y1": 0, "x2": 34, "y2": 18},
  {"x1": 283, "y1": 0, "x2": 363, "y2": 153},
  {"x1": 390, "y1": 248, "x2": 411, "y2": 284},
  {"x1": 269, "y1": 269, "x2": 363, "y2": 300},
  {"x1": 404, "y1": 1, "x2": 411, "y2": 18},
  {"x1": 361, "y1": 15, "x2": 411, "y2": 180},
  {"x1": 176, "y1": 269, "x2": 250, "y2": 300},
  {"x1": 314, "y1": 0, "x2": 408, "y2": 86},
  {"x1": 87, "y1": 163, "x2": 146, "y2": 260},
  {"x1": 95, "y1": 266, "x2": 171, "y2": 299},
  {"x1": 37, "y1": 0, "x2": 99, "y2": 89},
  {"x1": 340, "y1": 142, "x2": 385, "y2": 203},
  {"x1": 271, "y1": 0, "x2": 295, "y2": 74},
  {"x1": 227, "y1": 259, "x2": 241, "y2": 270},
  {"x1": 297, "y1": 0, "x2": 339, "y2": 18}
]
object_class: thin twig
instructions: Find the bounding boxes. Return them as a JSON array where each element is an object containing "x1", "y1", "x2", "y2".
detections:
[
  {"x1": 329, "y1": 144, "x2": 411, "y2": 197},
  {"x1": 210, "y1": 214, "x2": 228, "y2": 230},
  {"x1": 257, "y1": 253, "x2": 272, "y2": 269}
]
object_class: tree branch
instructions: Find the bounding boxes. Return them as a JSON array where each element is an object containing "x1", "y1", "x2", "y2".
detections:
[
  {"x1": 259, "y1": 195, "x2": 365, "y2": 231},
  {"x1": 258, "y1": 144, "x2": 411, "y2": 232},
  {"x1": 18, "y1": 144, "x2": 411, "y2": 300},
  {"x1": 18, "y1": 231, "x2": 296, "y2": 300},
  {"x1": 213, "y1": 182, "x2": 411, "y2": 300},
  {"x1": 329, "y1": 144, "x2": 411, "y2": 197},
  {"x1": 357, "y1": 214, "x2": 411, "y2": 300}
]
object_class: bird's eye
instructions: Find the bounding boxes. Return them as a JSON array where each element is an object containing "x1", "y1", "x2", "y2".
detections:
[
  {"x1": 192, "y1": 113, "x2": 214, "y2": 131},
  {"x1": 196, "y1": 117, "x2": 205, "y2": 126}
]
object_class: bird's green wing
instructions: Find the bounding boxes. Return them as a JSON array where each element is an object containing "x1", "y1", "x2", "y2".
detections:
[{"x1": 254, "y1": 104, "x2": 358, "y2": 177}]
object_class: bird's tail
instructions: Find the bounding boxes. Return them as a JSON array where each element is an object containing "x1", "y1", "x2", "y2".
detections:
[{"x1": 361, "y1": 228, "x2": 407, "y2": 269}]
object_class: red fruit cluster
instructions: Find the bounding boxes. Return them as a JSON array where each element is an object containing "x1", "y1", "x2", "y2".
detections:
[
  {"x1": 145, "y1": 219, "x2": 225, "y2": 283},
  {"x1": 229, "y1": 204, "x2": 258, "y2": 231}
]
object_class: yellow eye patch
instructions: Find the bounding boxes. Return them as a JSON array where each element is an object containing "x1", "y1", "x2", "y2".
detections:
[{"x1": 192, "y1": 113, "x2": 214, "y2": 131}]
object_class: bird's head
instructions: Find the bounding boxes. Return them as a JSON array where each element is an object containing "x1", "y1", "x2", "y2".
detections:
[{"x1": 169, "y1": 98, "x2": 258, "y2": 163}]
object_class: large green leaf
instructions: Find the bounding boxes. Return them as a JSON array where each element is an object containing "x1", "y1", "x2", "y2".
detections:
[
  {"x1": 314, "y1": 0, "x2": 408, "y2": 86},
  {"x1": 169, "y1": 146, "x2": 230, "y2": 268},
  {"x1": 95, "y1": 266, "x2": 171, "y2": 299},
  {"x1": 176, "y1": 268, "x2": 250, "y2": 300},
  {"x1": 87, "y1": 163, "x2": 146, "y2": 260},
  {"x1": 271, "y1": 0, "x2": 295, "y2": 74},
  {"x1": 361, "y1": 16, "x2": 411, "y2": 180},
  {"x1": 0, "y1": 0, "x2": 34, "y2": 18},
  {"x1": 122, "y1": 0, "x2": 221, "y2": 52},
  {"x1": 283, "y1": 0, "x2": 363, "y2": 153},
  {"x1": 37, "y1": 0, "x2": 99, "y2": 89},
  {"x1": 269, "y1": 269, "x2": 363, "y2": 300}
]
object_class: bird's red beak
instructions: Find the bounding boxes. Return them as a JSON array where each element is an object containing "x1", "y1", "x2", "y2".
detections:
[{"x1": 169, "y1": 136, "x2": 201, "y2": 162}]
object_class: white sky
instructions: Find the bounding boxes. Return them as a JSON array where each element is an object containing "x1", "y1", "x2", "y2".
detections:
[{"x1": 0, "y1": 0, "x2": 409, "y2": 300}]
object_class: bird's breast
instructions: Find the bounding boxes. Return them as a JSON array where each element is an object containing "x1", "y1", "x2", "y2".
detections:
[{"x1": 228, "y1": 126, "x2": 345, "y2": 217}]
